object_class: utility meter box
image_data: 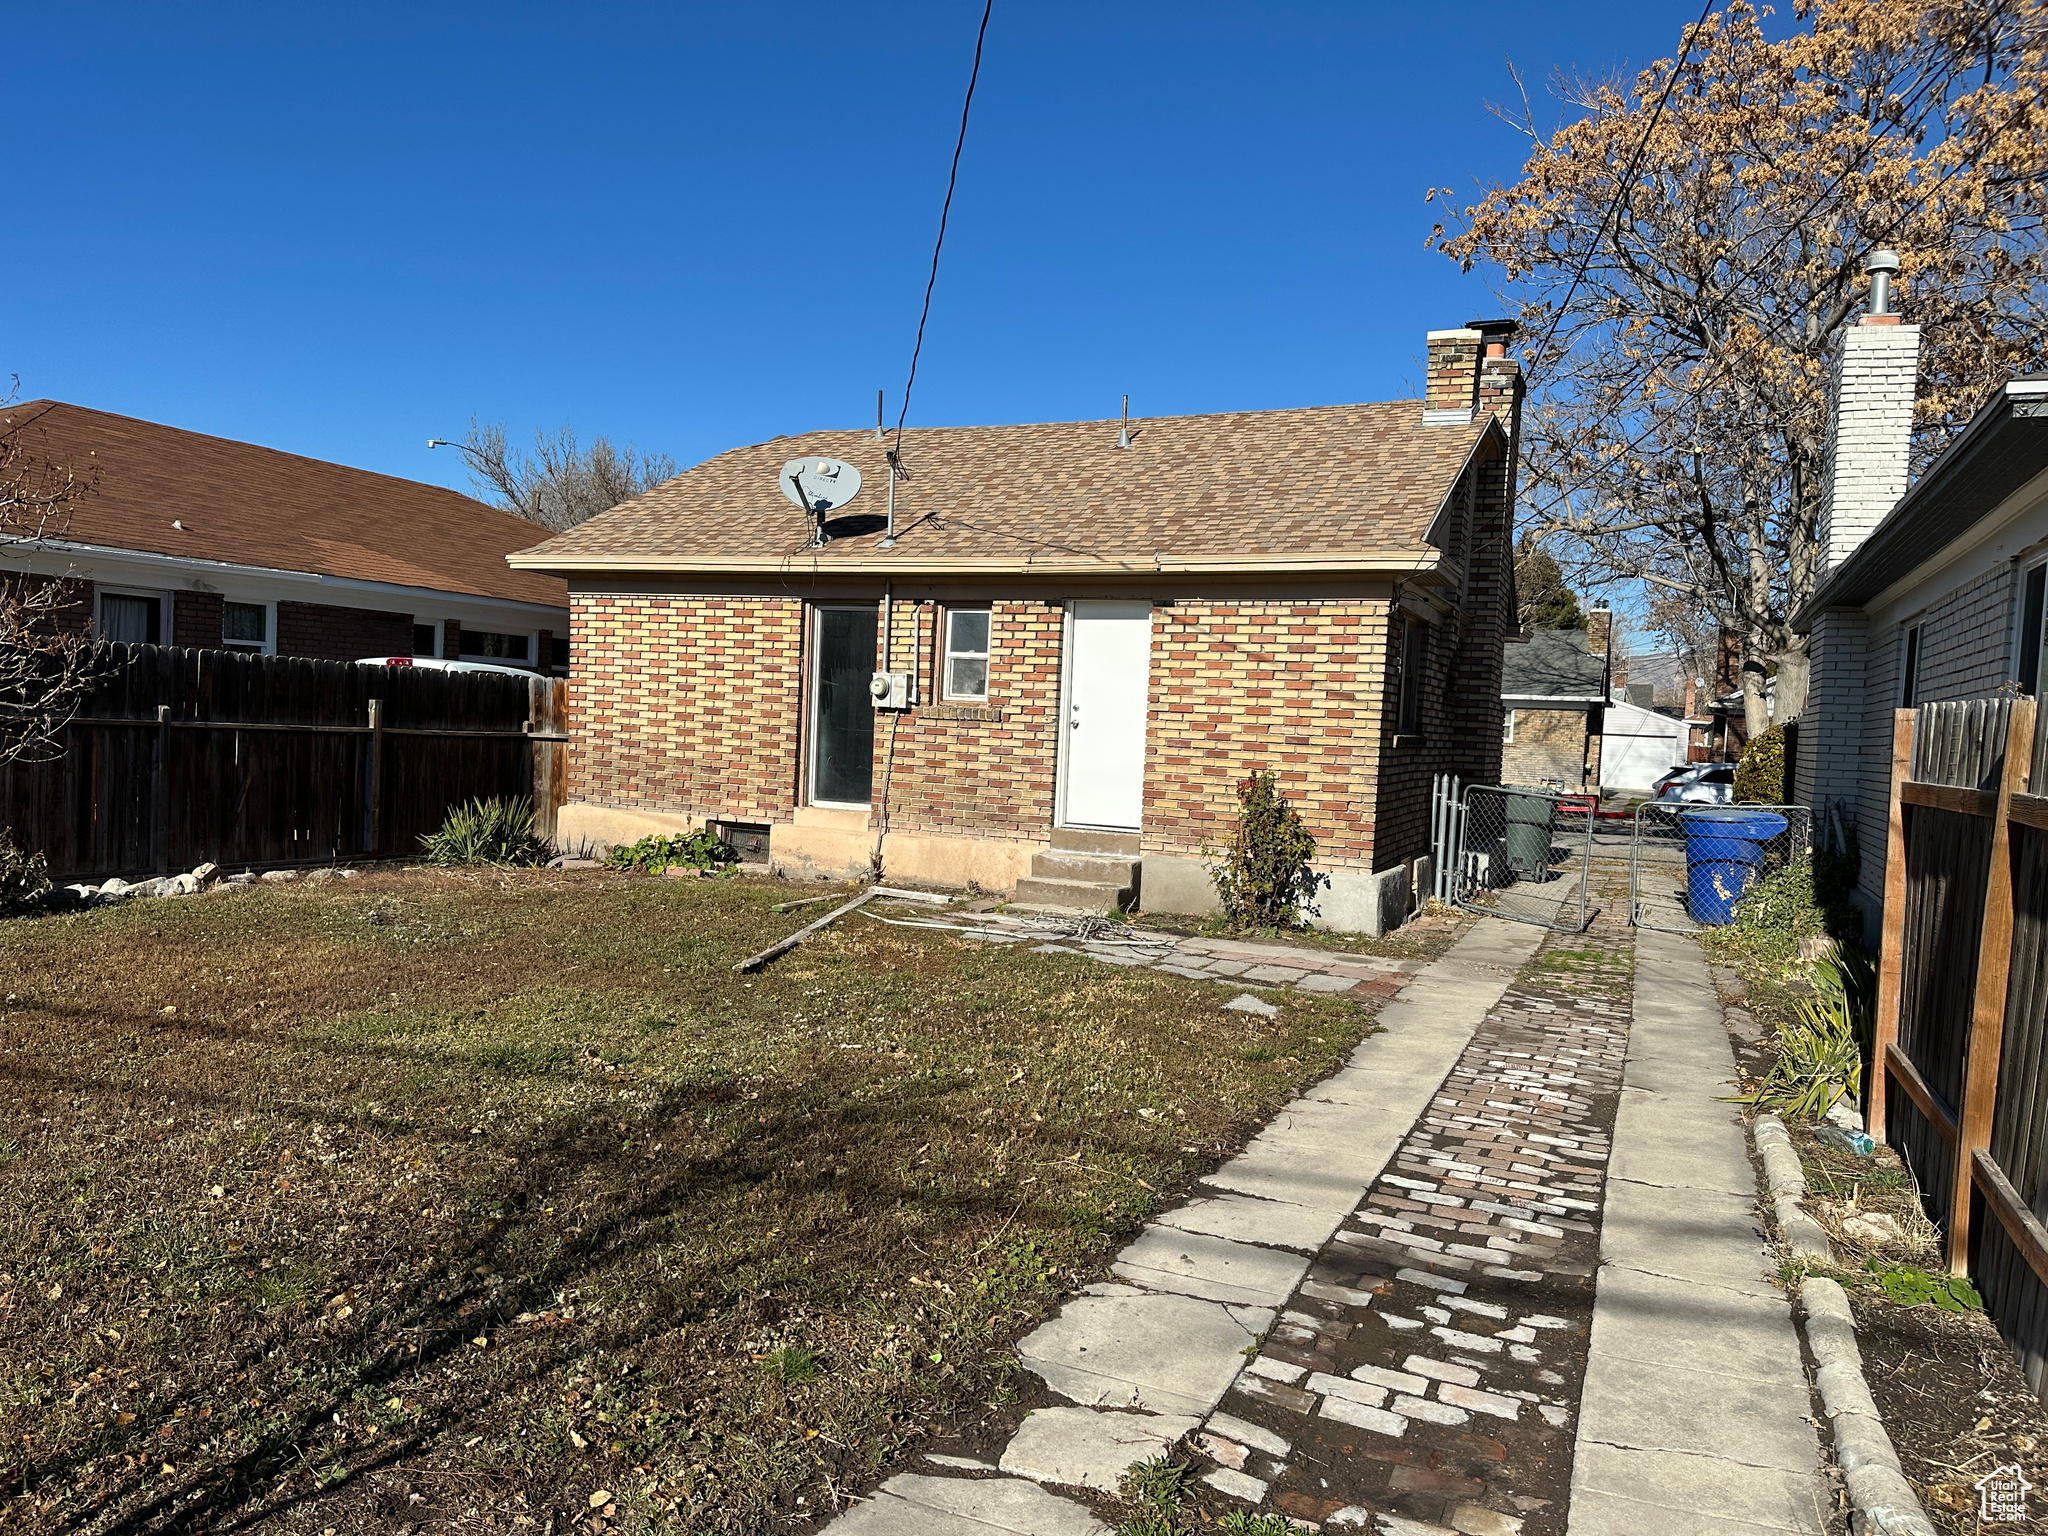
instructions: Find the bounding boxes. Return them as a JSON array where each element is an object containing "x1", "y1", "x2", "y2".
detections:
[{"x1": 870, "y1": 671, "x2": 911, "y2": 710}]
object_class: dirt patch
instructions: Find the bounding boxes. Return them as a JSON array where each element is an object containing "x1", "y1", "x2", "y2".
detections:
[{"x1": 0, "y1": 868, "x2": 1387, "y2": 1535}]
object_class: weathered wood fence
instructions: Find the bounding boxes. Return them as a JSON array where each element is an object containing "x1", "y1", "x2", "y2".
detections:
[
  {"x1": 0, "y1": 644, "x2": 569, "y2": 880},
  {"x1": 1872, "y1": 696, "x2": 2048, "y2": 1395}
]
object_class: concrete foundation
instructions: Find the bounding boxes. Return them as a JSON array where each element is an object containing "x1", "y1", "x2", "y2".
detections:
[
  {"x1": 556, "y1": 801, "x2": 704, "y2": 856},
  {"x1": 1140, "y1": 853, "x2": 1412, "y2": 938}
]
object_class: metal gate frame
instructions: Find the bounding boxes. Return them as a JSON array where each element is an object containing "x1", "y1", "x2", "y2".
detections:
[
  {"x1": 1448, "y1": 783, "x2": 1596, "y2": 933},
  {"x1": 1630, "y1": 801, "x2": 1813, "y2": 933}
]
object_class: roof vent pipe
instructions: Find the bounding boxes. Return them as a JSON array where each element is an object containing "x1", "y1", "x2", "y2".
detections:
[
  {"x1": 1865, "y1": 249, "x2": 1900, "y2": 317},
  {"x1": 1116, "y1": 394, "x2": 1132, "y2": 450}
]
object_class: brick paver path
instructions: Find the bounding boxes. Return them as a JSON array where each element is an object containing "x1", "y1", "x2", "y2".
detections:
[{"x1": 1191, "y1": 925, "x2": 1636, "y2": 1535}]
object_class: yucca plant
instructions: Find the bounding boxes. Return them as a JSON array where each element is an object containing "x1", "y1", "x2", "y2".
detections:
[
  {"x1": 1811, "y1": 939, "x2": 1878, "y2": 1063},
  {"x1": 1736, "y1": 987, "x2": 1865, "y2": 1120},
  {"x1": 418, "y1": 797, "x2": 550, "y2": 867}
]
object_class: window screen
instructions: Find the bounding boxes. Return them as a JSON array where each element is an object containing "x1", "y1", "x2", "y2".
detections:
[
  {"x1": 1398, "y1": 616, "x2": 1429, "y2": 734},
  {"x1": 944, "y1": 608, "x2": 990, "y2": 700},
  {"x1": 223, "y1": 602, "x2": 267, "y2": 651}
]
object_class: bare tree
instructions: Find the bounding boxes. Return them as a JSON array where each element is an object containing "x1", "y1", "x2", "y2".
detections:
[
  {"x1": 0, "y1": 388, "x2": 110, "y2": 765},
  {"x1": 451, "y1": 419, "x2": 678, "y2": 533},
  {"x1": 1434, "y1": 0, "x2": 2048, "y2": 735}
]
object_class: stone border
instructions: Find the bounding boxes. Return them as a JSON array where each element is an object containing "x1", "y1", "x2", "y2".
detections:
[
  {"x1": 1800, "y1": 1279, "x2": 1940, "y2": 1536},
  {"x1": 1754, "y1": 1113, "x2": 1834, "y2": 1264},
  {"x1": 1751, "y1": 1114, "x2": 1939, "y2": 1536}
]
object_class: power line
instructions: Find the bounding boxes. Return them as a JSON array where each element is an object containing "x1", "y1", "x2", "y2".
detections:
[
  {"x1": 893, "y1": 0, "x2": 995, "y2": 459},
  {"x1": 1523, "y1": 0, "x2": 1717, "y2": 385}
]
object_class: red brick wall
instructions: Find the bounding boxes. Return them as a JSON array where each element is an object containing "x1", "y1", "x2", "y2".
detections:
[
  {"x1": 2, "y1": 574, "x2": 92, "y2": 638},
  {"x1": 442, "y1": 619, "x2": 460, "y2": 661},
  {"x1": 877, "y1": 599, "x2": 1062, "y2": 842},
  {"x1": 173, "y1": 590, "x2": 223, "y2": 650},
  {"x1": 570, "y1": 593, "x2": 803, "y2": 820},
  {"x1": 275, "y1": 600, "x2": 414, "y2": 663},
  {"x1": 1146, "y1": 599, "x2": 1388, "y2": 871}
]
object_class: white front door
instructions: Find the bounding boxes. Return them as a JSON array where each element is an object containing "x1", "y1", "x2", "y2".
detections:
[{"x1": 1061, "y1": 600, "x2": 1151, "y2": 830}]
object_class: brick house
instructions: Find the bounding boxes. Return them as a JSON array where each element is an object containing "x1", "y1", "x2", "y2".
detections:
[
  {"x1": 1500, "y1": 612, "x2": 1611, "y2": 789},
  {"x1": 512, "y1": 321, "x2": 1524, "y2": 934},
  {"x1": 1794, "y1": 265, "x2": 2048, "y2": 940},
  {"x1": 1, "y1": 400, "x2": 568, "y2": 668}
]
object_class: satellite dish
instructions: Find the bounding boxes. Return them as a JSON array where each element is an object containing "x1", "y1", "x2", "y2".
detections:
[{"x1": 780, "y1": 457, "x2": 863, "y2": 516}]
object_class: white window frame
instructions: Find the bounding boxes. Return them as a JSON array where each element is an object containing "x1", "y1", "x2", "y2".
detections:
[
  {"x1": 457, "y1": 626, "x2": 537, "y2": 667},
  {"x1": 96, "y1": 586, "x2": 169, "y2": 646},
  {"x1": 412, "y1": 619, "x2": 443, "y2": 659},
  {"x1": 1503, "y1": 708, "x2": 1516, "y2": 743},
  {"x1": 942, "y1": 605, "x2": 992, "y2": 702},
  {"x1": 2016, "y1": 559, "x2": 2048, "y2": 695},
  {"x1": 221, "y1": 598, "x2": 276, "y2": 655}
]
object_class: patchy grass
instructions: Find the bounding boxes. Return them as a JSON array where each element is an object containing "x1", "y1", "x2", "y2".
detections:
[{"x1": 0, "y1": 869, "x2": 1380, "y2": 1534}]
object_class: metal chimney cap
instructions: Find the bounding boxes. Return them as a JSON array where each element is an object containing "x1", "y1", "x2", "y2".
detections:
[{"x1": 1865, "y1": 249, "x2": 1901, "y2": 275}]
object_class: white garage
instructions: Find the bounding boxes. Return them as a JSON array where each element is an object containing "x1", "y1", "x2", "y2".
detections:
[{"x1": 1600, "y1": 698, "x2": 1688, "y2": 794}]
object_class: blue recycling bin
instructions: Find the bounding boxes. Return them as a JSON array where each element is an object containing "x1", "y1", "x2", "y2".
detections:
[{"x1": 1680, "y1": 808, "x2": 1790, "y2": 925}]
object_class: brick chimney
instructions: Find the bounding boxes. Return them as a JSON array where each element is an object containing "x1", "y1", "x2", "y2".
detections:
[
  {"x1": 1586, "y1": 607, "x2": 1611, "y2": 656},
  {"x1": 1426, "y1": 318, "x2": 1520, "y2": 426},
  {"x1": 1817, "y1": 251, "x2": 1921, "y2": 575}
]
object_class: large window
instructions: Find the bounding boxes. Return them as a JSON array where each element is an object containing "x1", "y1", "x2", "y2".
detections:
[
  {"x1": 99, "y1": 592, "x2": 161, "y2": 645},
  {"x1": 1901, "y1": 623, "x2": 1923, "y2": 708},
  {"x1": 943, "y1": 607, "x2": 991, "y2": 701},
  {"x1": 811, "y1": 607, "x2": 877, "y2": 807},
  {"x1": 222, "y1": 601, "x2": 270, "y2": 654},
  {"x1": 1397, "y1": 614, "x2": 1429, "y2": 735},
  {"x1": 459, "y1": 629, "x2": 529, "y2": 662}
]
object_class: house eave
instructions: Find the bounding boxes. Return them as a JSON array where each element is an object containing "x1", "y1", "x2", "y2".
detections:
[{"x1": 508, "y1": 550, "x2": 1446, "y2": 579}]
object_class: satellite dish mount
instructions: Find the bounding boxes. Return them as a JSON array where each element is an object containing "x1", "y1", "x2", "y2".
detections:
[{"x1": 779, "y1": 457, "x2": 863, "y2": 547}]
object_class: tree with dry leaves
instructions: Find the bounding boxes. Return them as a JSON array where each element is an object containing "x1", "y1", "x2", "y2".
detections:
[
  {"x1": 1434, "y1": 0, "x2": 2048, "y2": 733},
  {"x1": 0, "y1": 388, "x2": 109, "y2": 766},
  {"x1": 452, "y1": 418, "x2": 677, "y2": 533}
]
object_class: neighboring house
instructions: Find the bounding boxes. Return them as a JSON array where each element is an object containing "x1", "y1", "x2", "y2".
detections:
[
  {"x1": 1794, "y1": 271, "x2": 2048, "y2": 940},
  {"x1": 1500, "y1": 613, "x2": 1611, "y2": 789},
  {"x1": 0, "y1": 401, "x2": 569, "y2": 669},
  {"x1": 511, "y1": 321, "x2": 1526, "y2": 934},
  {"x1": 1600, "y1": 696, "x2": 1688, "y2": 793}
]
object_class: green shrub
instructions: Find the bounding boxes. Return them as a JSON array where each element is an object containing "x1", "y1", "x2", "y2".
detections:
[
  {"x1": 1712, "y1": 854, "x2": 1828, "y2": 971},
  {"x1": 418, "y1": 797, "x2": 550, "y2": 866},
  {"x1": 0, "y1": 830, "x2": 49, "y2": 914},
  {"x1": 1867, "y1": 1259, "x2": 1983, "y2": 1312},
  {"x1": 1734, "y1": 724, "x2": 1788, "y2": 804},
  {"x1": 603, "y1": 829, "x2": 737, "y2": 875},
  {"x1": 1206, "y1": 772, "x2": 1325, "y2": 930}
]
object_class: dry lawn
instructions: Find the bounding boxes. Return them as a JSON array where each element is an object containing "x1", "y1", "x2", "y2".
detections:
[{"x1": 0, "y1": 869, "x2": 1386, "y2": 1535}]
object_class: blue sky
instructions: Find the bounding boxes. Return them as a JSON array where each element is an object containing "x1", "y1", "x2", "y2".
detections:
[{"x1": 7, "y1": 3, "x2": 1701, "y2": 496}]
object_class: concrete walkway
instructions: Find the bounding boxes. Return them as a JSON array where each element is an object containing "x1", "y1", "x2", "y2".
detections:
[
  {"x1": 832, "y1": 917, "x2": 1544, "y2": 1533},
  {"x1": 1566, "y1": 928, "x2": 1828, "y2": 1536}
]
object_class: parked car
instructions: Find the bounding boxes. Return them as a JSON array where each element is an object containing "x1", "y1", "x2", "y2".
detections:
[
  {"x1": 1652, "y1": 763, "x2": 1736, "y2": 805},
  {"x1": 355, "y1": 654, "x2": 537, "y2": 679}
]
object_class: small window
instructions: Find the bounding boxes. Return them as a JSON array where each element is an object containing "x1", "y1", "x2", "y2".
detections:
[
  {"x1": 413, "y1": 623, "x2": 439, "y2": 658},
  {"x1": 1901, "y1": 623, "x2": 1923, "y2": 708},
  {"x1": 1397, "y1": 615, "x2": 1429, "y2": 735},
  {"x1": 99, "y1": 592, "x2": 161, "y2": 645},
  {"x1": 2021, "y1": 565, "x2": 2046, "y2": 694},
  {"x1": 1502, "y1": 708, "x2": 1515, "y2": 743},
  {"x1": 459, "y1": 629, "x2": 529, "y2": 662},
  {"x1": 943, "y1": 607, "x2": 991, "y2": 701},
  {"x1": 223, "y1": 601, "x2": 268, "y2": 653}
]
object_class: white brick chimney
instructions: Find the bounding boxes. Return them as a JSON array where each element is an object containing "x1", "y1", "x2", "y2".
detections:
[{"x1": 1816, "y1": 251, "x2": 1921, "y2": 576}]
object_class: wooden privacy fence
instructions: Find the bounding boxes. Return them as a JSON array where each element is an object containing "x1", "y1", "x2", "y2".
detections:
[
  {"x1": 1873, "y1": 695, "x2": 2048, "y2": 1395},
  {"x1": 0, "y1": 644, "x2": 569, "y2": 880}
]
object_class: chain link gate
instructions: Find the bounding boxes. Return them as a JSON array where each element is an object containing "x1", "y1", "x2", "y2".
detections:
[
  {"x1": 1631, "y1": 802, "x2": 1813, "y2": 933},
  {"x1": 1444, "y1": 783, "x2": 1596, "y2": 932}
]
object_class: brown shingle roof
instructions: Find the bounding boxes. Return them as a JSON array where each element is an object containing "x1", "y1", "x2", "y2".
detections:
[
  {"x1": 510, "y1": 402, "x2": 1493, "y2": 575},
  {"x1": 2, "y1": 400, "x2": 568, "y2": 609}
]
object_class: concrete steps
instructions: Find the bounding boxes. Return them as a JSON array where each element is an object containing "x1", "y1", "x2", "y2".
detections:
[{"x1": 1012, "y1": 829, "x2": 1142, "y2": 912}]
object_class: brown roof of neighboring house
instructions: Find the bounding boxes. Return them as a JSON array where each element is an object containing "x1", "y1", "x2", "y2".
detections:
[
  {"x1": 510, "y1": 402, "x2": 1497, "y2": 576},
  {"x1": 2, "y1": 400, "x2": 568, "y2": 609}
]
